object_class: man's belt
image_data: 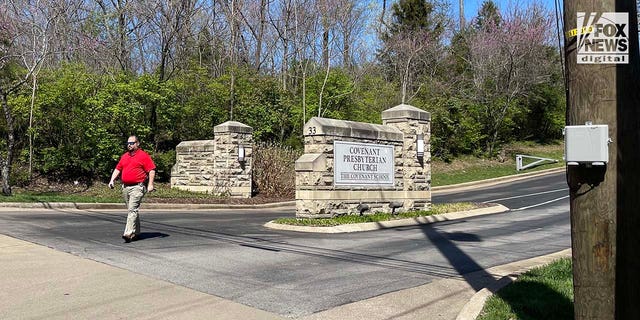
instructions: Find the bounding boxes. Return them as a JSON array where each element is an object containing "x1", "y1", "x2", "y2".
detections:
[{"x1": 123, "y1": 182, "x2": 145, "y2": 187}]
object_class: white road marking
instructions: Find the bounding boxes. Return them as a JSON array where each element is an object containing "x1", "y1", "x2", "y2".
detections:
[
  {"x1": 511, "y1": 195, "x2": 570, "y2": 211},
  {"x1": 482, "y1": 188, "x2": 569, "y2": 203}
]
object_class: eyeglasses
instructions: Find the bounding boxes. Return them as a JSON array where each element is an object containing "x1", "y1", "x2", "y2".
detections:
[{"x1": 127, "y1": 142, "x2": 137, "y2": 145}]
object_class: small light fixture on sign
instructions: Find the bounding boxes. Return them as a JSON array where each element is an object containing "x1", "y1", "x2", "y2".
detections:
[
  {"x1": 416, "y1": 133, "x2": 424, "y2": 158},
  {"x1": 238, "y1": 145, "x2": 245, "y2": 162}
]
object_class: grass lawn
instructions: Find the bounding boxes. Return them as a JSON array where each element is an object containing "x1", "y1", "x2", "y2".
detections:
[
  {"x1": 432, "y1": 141, "x2": 564, "y2": 186},
  {"x1": 478, "y1": 258, "x2": 574, "y2": 320},
  {"x1": 273, "y1": 202, "x2": 480, "y2": 226},
  {"x1": 0, "y1": 182, "x2": 224, "y2": 203}
]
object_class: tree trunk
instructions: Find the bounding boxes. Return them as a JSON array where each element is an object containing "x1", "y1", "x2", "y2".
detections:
[
  {"x1": 117, "y1": 0, "x2": 130, "y2": 73},
  {"x1": 321, "y1": 0, "x2": 330, "y2": 69},
  {"x1": 255, "y1": 0, "x2": 266, "y2": 71},
  {"x1": 1, "y1": 92, "x2": 15, "y2": 195},
  {"x1": 459, "y1": 0, "x2": 464, "y2": 30},
  {"x1": 322, "y1": 27, "x2": 329, "y2": 69},
  {"x1": 230, "y1": 71, "x2": 235, "y2": 120},
  {"x1": 318, "y1": 60, "x2": 331, "y2": 117},
  {"x1": 302, "y1": 68, "x2": 306, "y2": 126},
  {"x1": 29, "y1": 74, "x2": 37, "y2": 180},
  {"x1": 230, "y1": 0, "x2": 237, "y2": 120},
  {"x1": 487, "y1": 101, "x2": 511, "y2": 156},
  {"x1": 343, "y1": 32, "x2": 350, "y2": 69}
]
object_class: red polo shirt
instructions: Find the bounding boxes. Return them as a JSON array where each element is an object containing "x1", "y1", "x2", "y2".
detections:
[{"x1": 116, "y1": 149, "x2": 156, "y2": 185}]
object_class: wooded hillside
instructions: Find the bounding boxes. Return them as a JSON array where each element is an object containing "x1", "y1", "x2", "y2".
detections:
[{"x1": 0, "y1": 0, "x2": 565, "y2": 195}]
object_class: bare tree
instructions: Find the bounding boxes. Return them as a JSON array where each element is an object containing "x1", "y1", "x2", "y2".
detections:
[
  {"x1": 144, "y1": 0, "x2": 196, "y2": 82},
  {"x1": 335, "y1": 0, "x2": 365, "y2": 69},
  {"x1": 0, "y1": 19, "x2": 18, "y2": 194},
  {"x1": 269, "y1": 0, "x2": 293, "y2": 89},
  {"x1": 382, "y1": 29, "x2": 443, "y2": 103},
  {"x1": 188, "y1": 0, "x2": 228, "y2": 76},
  {"x1": 22, "y1": 1, "x2": 51, "y2": 179},
  {"x1": 378, "y1": 0, "x2": 449, "y2": 104},
  {"x1": 316, "y1": 0, "x2": 333, "y2": 69},
  {"x1": 225, "y1": 0, "x2": 240, "y2": 119},
  {"x1": 0, "y1": 0, "x2": 55, "y2": 195},
  {"x1": 42, "y1": 0, "x2": 91, "y2": 67},
  {"x1": 236, "y1": 0, "x2": 271, "y2": 70},
  {"x1": 268, "y1": 0, "x2": 317, "y2": 124},
  {"x1": 137, "y1": 0, "x2": 197, "y2": 144},
  {"x1": 95, "y1": 0, "x2": 135, "y2": 73}
]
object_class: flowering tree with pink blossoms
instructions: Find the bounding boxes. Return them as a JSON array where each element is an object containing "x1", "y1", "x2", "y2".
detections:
[{"x1": 463, "y1": 3, "x2": 557, "y2": 155}]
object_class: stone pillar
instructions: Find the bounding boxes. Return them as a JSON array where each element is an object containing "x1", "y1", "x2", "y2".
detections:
[
  {"x1": 171, "y1": 140, "x2": 216, "y2": 192},
  {"x1": 295, "y1": 117, "x2": 412, "y2": 217},
  {"x1": 382, "y1": 104, "x2": 431, "y2": 210},
  {"x1": 213, "y1": 121, "x2": 253, "y2": 198}
]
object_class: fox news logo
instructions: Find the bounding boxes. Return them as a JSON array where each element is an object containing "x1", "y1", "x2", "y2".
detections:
[{"x1": 577, "y1": 12, "x2": 629, "y2": 64}]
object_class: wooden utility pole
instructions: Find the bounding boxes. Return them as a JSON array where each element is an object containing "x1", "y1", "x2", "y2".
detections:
[{"x1": 564, "y1": 0, "x2": 640, "y2": 318}]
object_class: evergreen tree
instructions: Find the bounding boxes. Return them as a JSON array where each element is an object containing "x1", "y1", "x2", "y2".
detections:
[
  {"x1": 387, "y1": 0, "x2": 444, "y2": 37},
  {"x1": 474, "y1": 1, "x2": 502, "y2": 30}
]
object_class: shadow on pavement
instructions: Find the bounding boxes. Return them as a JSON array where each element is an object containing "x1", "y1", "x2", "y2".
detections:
[
  {"x1": 441, "y1": 231, "x2": 482, "y2": 242},
  {"x1": 419, "y1": 223, "x2": 574, "y2": 319},
  {"x1": 420, "y1": 225, "x2": 495, "y2": 291},
  {"x1": 135, "y1": 232, "x2": 170, "y2": 241}
]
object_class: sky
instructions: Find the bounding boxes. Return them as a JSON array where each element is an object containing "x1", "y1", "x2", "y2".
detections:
[{"x1": 455, "y1": 0, "x2": 559, "y2": 23}]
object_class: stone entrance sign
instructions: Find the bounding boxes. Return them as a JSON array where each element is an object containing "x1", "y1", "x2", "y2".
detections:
[
  {"x1": 295, "y1": 104, "x2": 431, "y2": 218},
  {"x1": 334, "y1": 141, "x2": 394, "y2": 187}
]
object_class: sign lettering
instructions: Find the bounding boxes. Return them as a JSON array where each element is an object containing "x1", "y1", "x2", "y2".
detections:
[{"x1": 334, "y1": 141, "x2": 394, "y2": 186}]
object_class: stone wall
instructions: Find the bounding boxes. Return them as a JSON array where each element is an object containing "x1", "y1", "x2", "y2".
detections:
[
  {"x1": 171, "y1": 121, "x2": 253, "y2": 198},
  {"x1": 295, "y1": 104, "x2": 431, "y2": 218}
]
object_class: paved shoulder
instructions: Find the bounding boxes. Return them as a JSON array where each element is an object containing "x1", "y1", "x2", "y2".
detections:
[
  {"x1": 0, "y1": 234, "x2": 284, "y2": 320},
  {"x1": 298, "y1": 249, "x2": 572, "y2": 320}
]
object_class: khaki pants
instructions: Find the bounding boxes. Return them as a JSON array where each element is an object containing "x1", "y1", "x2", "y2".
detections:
[{"x1": 122, "y1": 184, "x2": 147, "y2": 236}]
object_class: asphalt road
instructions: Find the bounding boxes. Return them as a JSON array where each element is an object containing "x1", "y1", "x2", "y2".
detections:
[{"x1": 0, "y1": 172, "x2": 569, "y2": 318}]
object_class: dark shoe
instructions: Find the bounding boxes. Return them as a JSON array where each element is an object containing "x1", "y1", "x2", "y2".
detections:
[
  {"x1": 129, "y1": 234, "x2": 138, "y2": 242},
  {"x1": 122, "y1": 234, "x2": 131, "y2": 243}
]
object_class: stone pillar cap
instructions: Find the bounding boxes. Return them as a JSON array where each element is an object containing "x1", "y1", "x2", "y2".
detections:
[
  {"x1": 214, "y1": 121, "x2": 253, "y2": 134},
  {"x1": 382, "y1": 104, "x2": 431, "y2": 121},
  {"x1": 304, "y1": 117, "x2": 403, "y2": 141},
  {"x1": 176, "y1": 140, "x2": 215, "y2": 149}
]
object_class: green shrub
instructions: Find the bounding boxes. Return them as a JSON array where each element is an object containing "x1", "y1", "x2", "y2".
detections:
[{"x1": 152, "y1": 150, "x2": 176, "y2": 182}]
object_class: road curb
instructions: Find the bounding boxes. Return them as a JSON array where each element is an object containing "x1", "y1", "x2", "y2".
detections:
[
  {"x1": 432, "y1": 167, "x2": 565, "y2": 193},
  {"x1": 455, "y1": 248, "x2": 573, "y2": 320},
  {"x1": 0, "y1": 200, "x2": 297, "y2": 210},
  {"x1": 264, "y1": 204, "x2": 510, "y2": 233},
  {"x1": 0, "y1": 168, "x2": 565, "y2": 210}
]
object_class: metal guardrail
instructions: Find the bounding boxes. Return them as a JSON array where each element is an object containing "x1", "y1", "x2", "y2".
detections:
[{"x1": 516, "y1": 154, "x2": 559, "y2": 171}]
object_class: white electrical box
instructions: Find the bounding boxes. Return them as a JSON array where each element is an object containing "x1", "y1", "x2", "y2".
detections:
[{"x1": 564, "y1": 124, "x2": 610, "y2": 165}]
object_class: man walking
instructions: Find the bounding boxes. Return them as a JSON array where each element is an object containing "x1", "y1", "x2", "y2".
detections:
[{"x1": 108, "y1": 135, "x2": 156, "y2": 243}]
